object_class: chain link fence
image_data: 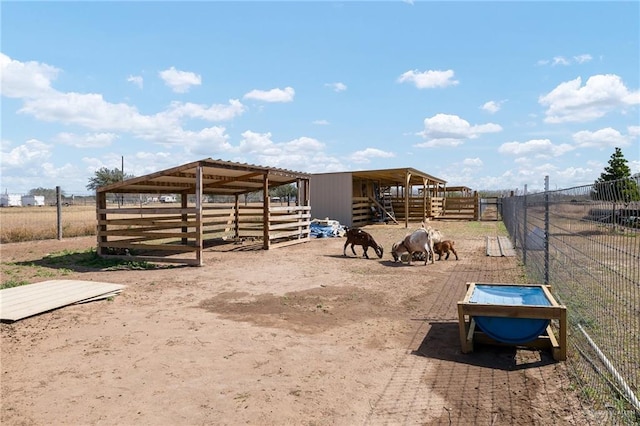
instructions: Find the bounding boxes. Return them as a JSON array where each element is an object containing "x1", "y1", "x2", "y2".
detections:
[{"x1": 502, "y1": 177, "x2": 640, "y2": 424}]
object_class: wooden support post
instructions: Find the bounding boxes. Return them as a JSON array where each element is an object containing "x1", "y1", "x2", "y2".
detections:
[
  {"x1": 96, "y1": 191, "x2": 107, "y2": 256},
  {"x1": 181, "y1": 193, "x2": 188, "y2": 245},
  {"x1": 263, "y1": 174, "x2": 270, "y2": 249},
  {"x1": 234, "y1": 195, "x2": 240, "y2": 239},
  {"x1": 195, "y1": 165, "x2": 203, "y2": 266},
  {"x1": 404, "y1": 171, "x2": 410, "y2": 228}
]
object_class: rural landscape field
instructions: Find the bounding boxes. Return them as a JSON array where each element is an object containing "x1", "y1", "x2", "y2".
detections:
[
  {"x1": 0, "y1": 219, "x2": 600, "y2": 425},
  {"x1": 0, "y1": 205, "x2": 97, "y2": 243}
]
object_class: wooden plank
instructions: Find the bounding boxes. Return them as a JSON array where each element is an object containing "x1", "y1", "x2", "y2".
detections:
[
  {"x1": 486, "y1": 236, "x2": 516, "y2": 257},
  {"x1": 497, "y1": 236, "x2": 516, "y2": 257},
  {"x1": 0, "y1": 280, "x2": 126, "y2": 322}
]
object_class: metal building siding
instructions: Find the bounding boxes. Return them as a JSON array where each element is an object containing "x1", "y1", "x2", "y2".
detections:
[{"x1": 310, "y1": 173, "x2": 353, "y2": 226}]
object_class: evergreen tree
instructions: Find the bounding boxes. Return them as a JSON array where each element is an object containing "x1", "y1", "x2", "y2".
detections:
[{"x1": 591, "y1": 147, "x2": 640, "y2": 203}]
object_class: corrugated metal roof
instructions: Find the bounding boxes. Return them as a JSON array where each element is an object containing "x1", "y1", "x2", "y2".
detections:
[
  {"x1": 316, "y1": 167, "x2": 447, "y2": 187},
  {"x1": 97, "y1": 158, "x2": 310, "y2": 196}
]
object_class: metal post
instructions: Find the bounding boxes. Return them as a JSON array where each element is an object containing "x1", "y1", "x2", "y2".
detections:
[
  {"x1": 56, "y1": 186, "x2": 62, "y2": 240},
  {"x1": 523, "y1": 184, "x2": 527, "y2": 265},
  {"x1": 544, "y1": 175, "x2": 550, "y2": 285}
]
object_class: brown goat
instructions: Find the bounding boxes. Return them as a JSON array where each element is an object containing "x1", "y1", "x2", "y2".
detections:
[
  {"x1": 343, "y1": 228, "x2": 384, "y2": 259},
  {"x1": 433, "y1": 240, "x2": 459, "y2": 261}
]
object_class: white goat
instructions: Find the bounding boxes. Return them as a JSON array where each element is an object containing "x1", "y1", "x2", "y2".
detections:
[
  {"x1": 392, "y1": 222, "x2": 444, "y2": 263},
  {"x1": 391, "y1": 227, "x2": 434, "y2": 265}
]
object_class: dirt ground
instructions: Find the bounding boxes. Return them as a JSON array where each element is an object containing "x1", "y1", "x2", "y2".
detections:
[{"x1": 1, "y1": 221, "x2": 594, "y2": 425}]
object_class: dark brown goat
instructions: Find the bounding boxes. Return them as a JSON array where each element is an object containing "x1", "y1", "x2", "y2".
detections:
[
  {"x1": 433, "y1": 240, "x2": 459, "y2": 260},
  {"x1": 343, "y1": 228, "x2": 384, "y2": 259}
]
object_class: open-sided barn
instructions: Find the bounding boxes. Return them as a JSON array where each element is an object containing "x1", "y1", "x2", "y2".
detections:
[
  {"x1": 310, "y1": 168, "x2": 449, "y2": 228},
  {"x1": 310, "y1": 169, "x2": 480, "y2": 227},
  {"x1": 95, "y1": 158, "x2": 310, "y2": 266}
]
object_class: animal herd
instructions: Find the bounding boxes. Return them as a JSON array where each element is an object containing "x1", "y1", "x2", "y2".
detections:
[{"x1": 343, "y1": 222, "x2": 458, "y2": 265}]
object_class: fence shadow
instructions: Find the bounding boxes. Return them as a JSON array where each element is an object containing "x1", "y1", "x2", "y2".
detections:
[{"x1": 410, "y1": 321, "x2": 556, "y2": 370}]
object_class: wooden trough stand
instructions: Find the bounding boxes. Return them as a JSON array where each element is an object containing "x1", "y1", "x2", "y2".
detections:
[{"x1": 457, "y1": 282, "x2": 567, "y2": 361}]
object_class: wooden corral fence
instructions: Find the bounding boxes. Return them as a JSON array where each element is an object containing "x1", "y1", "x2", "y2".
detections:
[
  {"x1": 351, "y1": 196, "x2": 446, "y2": 226},
  {"x1": 352, "y1": 197, "x2": 371, "y2": 227},
  {"x1": 441, "y1": 192, "x2": 479, "y2": 220},
  {"x1": 96, "y1": 203, "x2": 311, "y2": 266},
  {"x1": 391, "y1": 197, "x2": 445, "y2": 221}
]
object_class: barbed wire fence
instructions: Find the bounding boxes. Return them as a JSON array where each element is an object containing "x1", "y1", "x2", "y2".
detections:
[{"x1": 502, "y1": 176, "x2": 640, "y2": 424}]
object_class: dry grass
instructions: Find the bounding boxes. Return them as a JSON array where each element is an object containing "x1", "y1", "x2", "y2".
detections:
[{"x1": 0, "y1": 205, "x2": 96, "y2": 243}]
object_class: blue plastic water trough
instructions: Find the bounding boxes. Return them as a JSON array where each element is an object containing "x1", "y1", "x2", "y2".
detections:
[{"x1": 470, "y1": 284, "x2": 551, "y2": 344}]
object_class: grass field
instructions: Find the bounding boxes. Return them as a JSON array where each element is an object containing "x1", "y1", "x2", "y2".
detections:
[{"x1": 0, "y1": 205, "x2": 96, "y2": 243}]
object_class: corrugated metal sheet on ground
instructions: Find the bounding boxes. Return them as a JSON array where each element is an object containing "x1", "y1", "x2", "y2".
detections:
[
  {"x1": 0, "y1": 280, "x2": 126, "y2": 322},
  {"x1": 486, "y1": 236, "x2": 516, "y2": 257}
]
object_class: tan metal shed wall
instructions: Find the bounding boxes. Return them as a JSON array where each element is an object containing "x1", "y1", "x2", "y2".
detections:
[{"x1": 310, "y1": 173, "x2": 353, "y2": 226}]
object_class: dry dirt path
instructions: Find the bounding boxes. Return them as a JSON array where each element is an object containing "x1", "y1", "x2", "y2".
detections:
[{"x1": 1, "y1": 221, "x2": 594, "y2": 425}]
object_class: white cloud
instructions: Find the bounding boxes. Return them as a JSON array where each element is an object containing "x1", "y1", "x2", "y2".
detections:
[
  {"x1": 555, "y1": 166, "x2": 595, "y2": 183},
  {"x1": 574, "y1": 54, "x2": 593, "y2": 64},
  {"x1": 180, "y1": 127, "x2": 233, "y2": 156},
  {"x1": 1, "y1": 138, "x2": 52, "y2": 168},
  {"x1": 552, "y1": 56, "x2": 570, "y2": 66},
  {"x1": 498, "y1": 139, "x2": 574, "y2": 157},
  {"x1": 54, "y1": 132, "x2": 119, "y2": 148},
  {"x1": 243, "y1": 87, "x2": 295, "y2": 103},
  {"x1": 416, "y1": 113, "x2": 502, "y2": 147},
  {"x1": 19, "y1": 91, "x2": 170, "y2": 133},
  {"x1": 397, "y1": 69, "x2": 459, "y2": 89},
  {"x1": 80, "y1": 151, "x2": 179, "y2": 181},
  {"x1": 165, "y1": 100, "x2": 245, "y2": 122},
  {"x1": 237, "y1": 130, "x2": 275, "y2": 155},
  {"x1": 415, "y1": 138, "x2": 465, "y2": 148},
  {"x1": 481, "y1": 100, "x2": 506, "y2": 114},
  {"x1": 628, "y1": 126, "x2": 640, "y2": 137},
  {"x1": 283, "y1": 137, "x2": 325, "y2": 153},
  {"x1": 539, "y1": 74, "x2": 640, "y2": 123},
  {"x1": 349, "y1": 148, "x2": 395, "y2": 164},
  {"x1": 14, "y1": 74, "x2": 243, "y2": 144},
  {"x1": 313, "y1": 119, "x2": 329, "y2": 125},
  {"x1": 325, "y1": 82, "x2": 347, "y2": 92},
  {"x1": 127, "y1": 75, "x2": 143, "y2": 89},
  {"x1": 233, "y1": 131, "x2": 339, "y2": 171},
  {"x1": 0, "y1": 53, "x2": 59, "y2": 98},
  {"x1": 463, "y1": 158, "x2": 483, "y2": 167},
  {"x1": 158, "y1": 66, "x2": 201, "y2": 93},
  {"x1": 537, "y1": 54, "x2": 593, "y2": 67},
  {"x1": 572, "y1": 127, "x2": 630, "y2": 148}
]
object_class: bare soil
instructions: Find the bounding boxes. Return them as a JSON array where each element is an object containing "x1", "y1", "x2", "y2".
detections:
[{"x1": 1, "y1": 221, "x2": 593, "y2": 425}]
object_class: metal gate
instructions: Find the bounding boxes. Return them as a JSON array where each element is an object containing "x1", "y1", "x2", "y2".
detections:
[{"x1": 479, "y1": 197, "x2": 501, "y2": 221}]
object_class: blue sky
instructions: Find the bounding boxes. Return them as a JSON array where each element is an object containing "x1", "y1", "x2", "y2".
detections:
[{"x1": 1, "y1": 1, "x2": 639, "y2": 196}]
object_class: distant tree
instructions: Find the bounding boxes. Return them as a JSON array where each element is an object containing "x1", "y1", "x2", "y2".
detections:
[
  {"x1": 270, "y1": 184, "x2": 298, "y2": 204},
  {"x1": 28, "y1": 187, "x2": 64, "y2": 199},
  {"x1": 86, "y1": 167, "x2": 135, "y2": 191},
  {"x1": 591, "y1": 147, "x2": 640, "y2": 203}
]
